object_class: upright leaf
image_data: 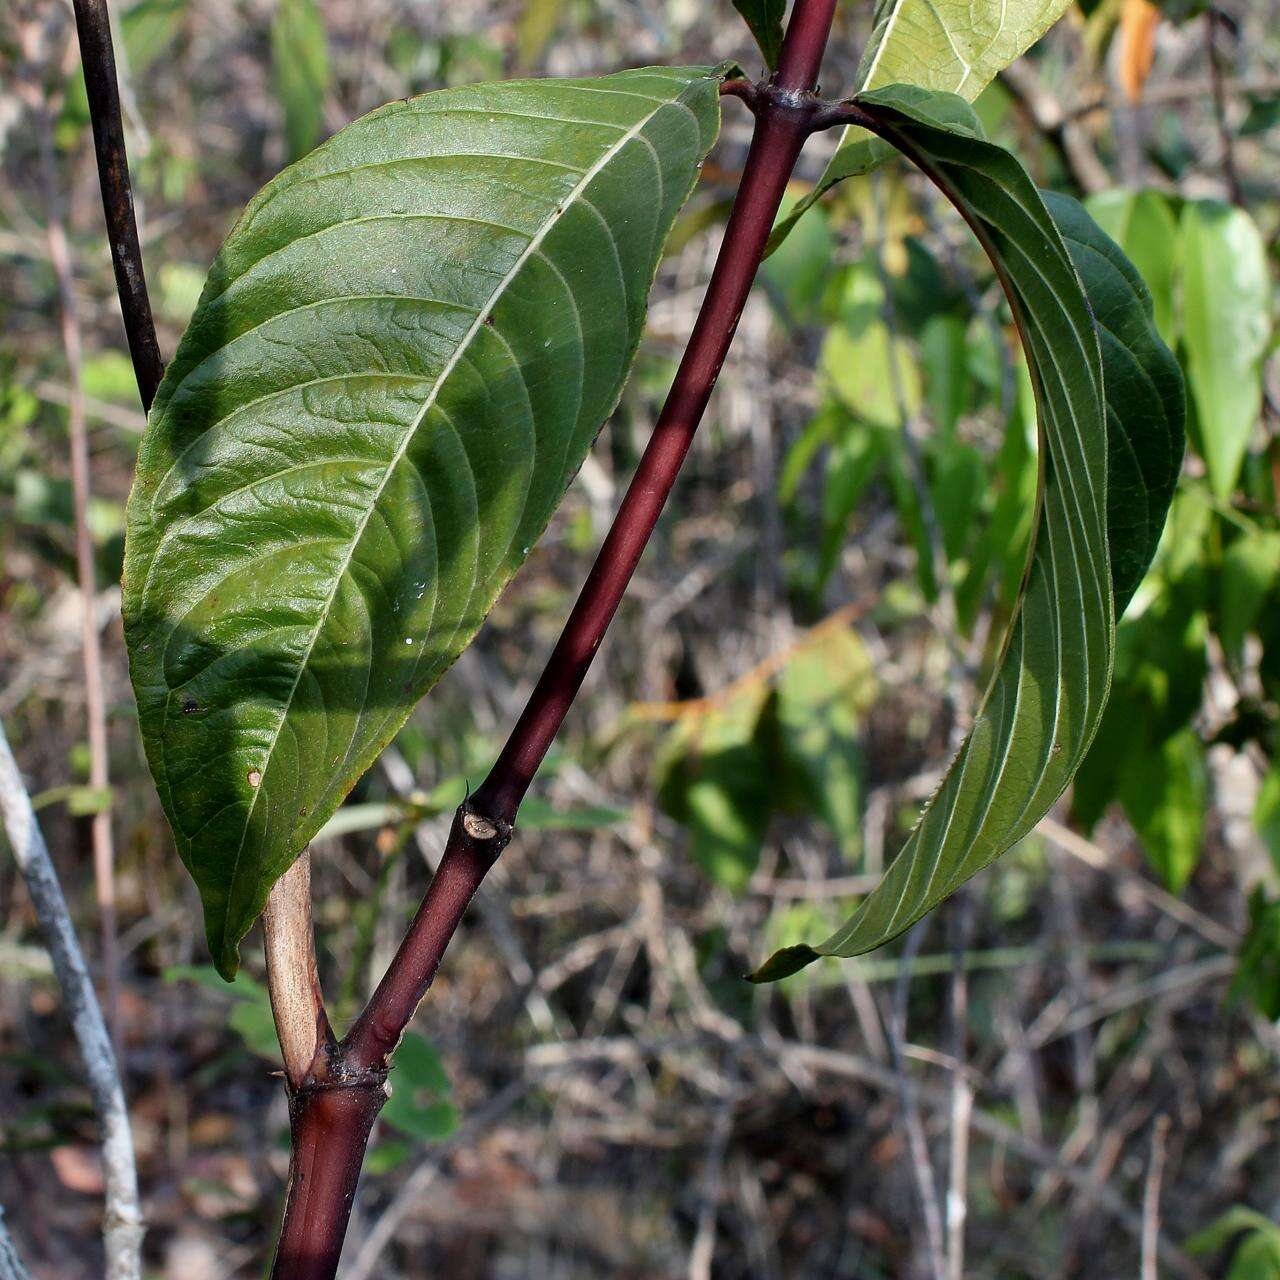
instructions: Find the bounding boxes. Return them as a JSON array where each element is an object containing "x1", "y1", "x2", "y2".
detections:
[
  {"x1": 124, "y1": 68, "x2": 723, "y2": 977},
  {"x1": 1120, "y1": 726, "x2": 1206, "y2": 891},
  {"x1": 1181, "y1": 201, "x2": 1271, "y2": 499},
  {"x1": 656, "y1": 683, "x2": 777, "y2": 892},
  {"x1": 751, "y1": 87, "x2": 1183, "y2": 981},
  {"x1": 769, "y1": 0, "x2": 1072, "y2": 249},
  {"x1": 1084, "y1": 188, "x2": 1179, "y2": 343},
  {"x1": 515, "y1": 0, "x2": 569, "y2": 69},
  {"x1": 731, "y1": 0, "x2": 786, "y2": 71},
  {"x1": 271, "y1": 0, "x2": 331, "y2": 161}
]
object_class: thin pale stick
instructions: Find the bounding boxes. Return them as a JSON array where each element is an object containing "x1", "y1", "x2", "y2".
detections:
[
  {"x1": 0, "y1": 719, "x2": 143, "y2": 1280},
  {"x1": 263, "y1": 852, "x2": 335, "y2": 1090}
]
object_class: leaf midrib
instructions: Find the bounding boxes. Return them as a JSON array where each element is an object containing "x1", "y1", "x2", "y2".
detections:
[{"x1": 207, "y1": 84, "x2": 702, "y2": 952}]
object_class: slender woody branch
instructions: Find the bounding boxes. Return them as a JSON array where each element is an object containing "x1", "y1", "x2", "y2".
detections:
[{"x1": 70, "y1": 0, "x2": 163, "y2": 410}]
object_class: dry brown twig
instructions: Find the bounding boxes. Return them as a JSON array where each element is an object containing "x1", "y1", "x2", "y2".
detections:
[{"x1": 1141, "y1": 1115, "x2": 1173, "y2": 1280}]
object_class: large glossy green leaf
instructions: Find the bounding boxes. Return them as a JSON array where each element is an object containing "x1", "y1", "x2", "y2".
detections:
[
  {"x1": 768, "y1": 0, "x2": 1072, "y2": 250},
  {"x1": 124, "y1": 67, "x2": 723, "y2": 977},
  {"x1": 751, "y1": 86, "x2": 1183, "y2": 981},
  {"x1": 1181, "y1": 201, "x2": 1272, "y2": 499}
]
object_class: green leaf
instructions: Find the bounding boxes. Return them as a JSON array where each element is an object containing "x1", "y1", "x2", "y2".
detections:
[
  {"x1": 759, "y1": 193, "x2": 835, "y2": 320},
  {"x1": 920, "y1": 315, "x2": 970, "y2": 434},
  {"x1": 516, "y1": 0, "x2": 569, "y2": 69},
  {"x1": 62, "y1": 0, "x2": 187, "y2": 138},
  {"x1": 1228, "y1": 1231, "x2": 1280, "y2": 1280},
  {"x1": 379, "y1": 1031, "x2": 459, "y2": 1142},
  {"x1": 163, "y1": 964, "x2": 282, "y2": 1058},
  {"x1": 1188, "y1": 1207, "x2": 1280, "y2": 1260},
  {"x1": 767, "y1": 0, "x2": 1072, "y2": 250},
  {"x1": 1120, "y1": 727, "x2": 1206, "y2": 891},
  {"x1": 1044, "y1": 189, "x2": 1186, "y2": 614},
  {"x1": 777, "y1": 625, "x2": 876, "y2": 857},
  {"x1": 1181, "y1": 201, "x2": 1272, "y2": 499},
  {"x1": 124, "y1": 68, "x2": 723, "y2": 978},
  {"x1": 751, "y1": 86, "x2": 1183, "y2": 981},
  {"x1": 30, "y1": 784, "x2": 114, "y2": 817},
  {"x1": 731, "y1": 0, "x2": 786, "y2": 71},
  {"x1": 1219, "y1": 529, "x2": 1280, "y2": 662},
  {"x1": 656, "y1": 684, "x2": 776, "y2": 892},
  {"x1": 271, "y1": 0, "x2": 331, "y2": 161},
  {"x1": 1084, "y1": 188, "x2": 1179, "y2": 343},
  {"x1": 1233, "y1": 890, "x2": 1280, "y2": 1022},
  {"x1": 518, "y1": 797, "x2": 630, "y2": 830},
  {"x1": 1255, "y1": 764, "x2": 1280, "y2": 871}
]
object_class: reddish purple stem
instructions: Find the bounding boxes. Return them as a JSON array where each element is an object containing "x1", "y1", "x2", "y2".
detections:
[{"x1": 344, "y1": 0, "x2": 840, "y2": 1077}]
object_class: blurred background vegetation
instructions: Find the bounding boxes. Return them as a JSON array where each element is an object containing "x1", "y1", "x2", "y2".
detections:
[{"x1": 3, "y1": 0, "x2": 1280, "y2": 1275}]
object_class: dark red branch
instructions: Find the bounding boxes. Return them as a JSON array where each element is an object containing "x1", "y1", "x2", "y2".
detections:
[
  {"x1": 269, "y1": 0, "x2": 841, "y2": 1271},
  {"x1": 343, "y1": 805, "x2": 511, "y2": 1072},
  {"x1": 271, "y1": 1078, "x2": 387, "y2": 1280},
  {"x1": 343, "y1": 0, "x2": 839, "y2": 1078},
  {"x1": 71, "y1": 0, "x2": 164, "y2": 411}
]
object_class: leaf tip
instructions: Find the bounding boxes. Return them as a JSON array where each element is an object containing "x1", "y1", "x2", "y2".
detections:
[
  {"x1": 745, "y1": 944, "x2": 820, "y2": 983},
  {"x1": 211, "y1": 929, "x2": 243, "y2": 983}
]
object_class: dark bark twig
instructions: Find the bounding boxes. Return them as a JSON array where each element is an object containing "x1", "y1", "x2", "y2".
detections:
[{"x1": 70, "y1": 0, "x2": 164, "y2": 410}]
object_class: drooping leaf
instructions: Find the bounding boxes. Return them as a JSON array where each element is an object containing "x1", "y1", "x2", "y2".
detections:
[
  {"x1": 731, "y1": 0, "x2": 786, "y2": 71},
  {"x1": 768, "y1": 0, "x2": 1072, "y2": 250},
  {"x1": 1181, "y1": 200, "x2": 1272, "y2": 499},
  {"x1": 751, "y1": 86, "x2": 1183, "y2": 981},
  {"x1": 124, "y1": 68, "x2": 723, "y2": 977},
  {"x1": 1043, "y1": 189, "x2": 1185, "y2": 613},
  {"x1": 271, "y1": 0, "x2": 331, "y2": 161}
]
